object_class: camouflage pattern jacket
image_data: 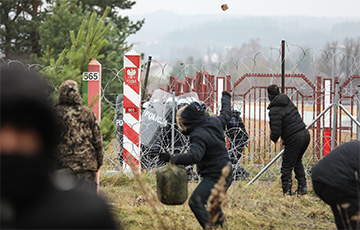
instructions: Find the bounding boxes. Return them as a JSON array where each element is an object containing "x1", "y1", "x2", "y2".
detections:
[{"x1": 54, "y1": 80, "x2": 103, "y2": 172}]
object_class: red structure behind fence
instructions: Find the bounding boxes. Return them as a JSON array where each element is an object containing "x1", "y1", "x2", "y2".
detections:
[{"x1": 165, "y1": 72, "x2": 360, "y2": 165}]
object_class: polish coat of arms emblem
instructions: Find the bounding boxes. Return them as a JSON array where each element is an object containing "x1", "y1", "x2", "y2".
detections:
[{"x1": 125, "y1": 68, "x2": 138, "y2": 85}]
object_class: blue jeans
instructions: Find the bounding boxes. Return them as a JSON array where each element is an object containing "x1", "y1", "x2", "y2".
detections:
[{"x1": 189, "y1": 169, "x2": 233, "y2": 229}]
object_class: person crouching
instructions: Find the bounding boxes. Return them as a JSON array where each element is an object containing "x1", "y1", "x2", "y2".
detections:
[{"x1": 160, "y1": 91, "x2": 233, "y2": 229}]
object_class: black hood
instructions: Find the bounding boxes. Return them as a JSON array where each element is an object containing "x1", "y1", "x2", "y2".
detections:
[
  {"x1": 268, "y1": 93, "x2": 290, "y2": 109},
  {"x1": 181, "y1": 102, "x2": 207, "y2": 133}
]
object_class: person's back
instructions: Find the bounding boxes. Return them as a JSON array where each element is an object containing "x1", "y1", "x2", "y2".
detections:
[
  {"x1": 267, "y1": 93, "x2": 306, "y2": 143},
  {"x1": 312, "y1": 141, "x2": 360, "y2": 197},
  {"x1": 171, "y1": 92, "x2": 232, "y2": 178},
  {"x1": 189, "y1": 115, "x2": 230, "y2": 177},
  {"x1": 267, "y1": 84, "x2": 310, "y2": 195},
  {"x1": 159, "y1": 91, "x2": 233, "y2": 229},
  {"x1": 312, "y1": 141, "x2": 360, "y2": 229},
  {"x1": 54, "y1": 80, "x2": 103, "y2": 190}
]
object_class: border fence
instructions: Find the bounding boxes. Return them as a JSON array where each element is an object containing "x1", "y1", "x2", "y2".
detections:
[{"x1": 2, "y1": 42, "x2": 360, "y2": 183}]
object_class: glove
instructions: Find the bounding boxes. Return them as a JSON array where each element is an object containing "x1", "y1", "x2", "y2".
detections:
[
  {"x1": 159, "y1": 152, "x2": 171, "y2": 163},
  {"x1": 222, "y1": 91, "x2": 231, "y2": 97}
]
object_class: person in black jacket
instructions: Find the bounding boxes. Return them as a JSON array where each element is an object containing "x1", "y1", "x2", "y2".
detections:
[
  {"x1": 160, "y1": 91, "x2": 233, "y2": 229},
  {"x1": 0, "y1": 66, "x2": 118, "y2": 229},
  {"x1": 267, "y1": 84, "x2": 310, "y2": 195},
  {"x1": 312, "y1": 141, "x2": 360, "y2": 230}
]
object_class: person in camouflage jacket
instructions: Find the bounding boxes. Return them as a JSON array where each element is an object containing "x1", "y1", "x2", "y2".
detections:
[{"x1": 54, "y1": 80, "x2": 103, "y2": 191}]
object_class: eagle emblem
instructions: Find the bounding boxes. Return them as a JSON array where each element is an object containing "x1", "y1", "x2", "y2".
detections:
[{"x1": 127, "y1": 69, "x2": 136, "y2": 79}]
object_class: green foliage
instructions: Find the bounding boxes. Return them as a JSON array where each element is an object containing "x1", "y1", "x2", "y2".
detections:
[
  {"x1": 1, "y1": 0, "x2": 143, "y2": 147},
  {"x1": 0, "y1": 0, "x2": 48, "y2": 60},
  {"x1": 1, "y1": 0, "x2": 144, "y2": 65},
  {"x1": 38, "y1": 7, "x2": 115, "y2": 146},
  {"x1": 40, "y1": 7, "x2": 111, "y2": 93},
  {"x1": 36, "y1": 0, "x2": 86, "y2": 65}
]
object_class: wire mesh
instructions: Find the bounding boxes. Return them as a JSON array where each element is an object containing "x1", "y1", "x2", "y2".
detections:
[{"x1": 2, "y1": 41, "x2": 360, "y2": 183}]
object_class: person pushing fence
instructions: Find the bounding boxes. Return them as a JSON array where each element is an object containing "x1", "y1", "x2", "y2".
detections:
[
  {"x1": 267, "y1": 84, "x2": 310, "y2": 195},
  {"x1": 159, "y1": 91, "x2": 233, "y2": 229}
]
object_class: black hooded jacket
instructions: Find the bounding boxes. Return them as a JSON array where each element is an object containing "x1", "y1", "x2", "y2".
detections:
[
  {"x1": 171, "y1": 92, "x2": 232, "y2": 178},
  {"x1": 267, "y1": 93, "x2": 306, "y2": 143},
  {"x1": 312, "y1": 141, "x2": 360, "y2": 198}
]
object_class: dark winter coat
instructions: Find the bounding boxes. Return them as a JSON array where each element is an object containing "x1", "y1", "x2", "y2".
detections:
[
  {"x1": 171, "y1": 92, "x2": 232, "y2": 178},
  {"x1": 312, "y1": 141, "x2": 360, "y2": 198},
  {"x1": 267, "y1": 94, "x2": 306, "y2": 143},
  {"x1": 54, "y1": 80, "x2": 103, "y2": 172}
]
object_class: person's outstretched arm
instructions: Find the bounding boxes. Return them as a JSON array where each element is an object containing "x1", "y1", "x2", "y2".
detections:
[{"x1": 217, "y1": 91, "x2": 232, "y2": 130}]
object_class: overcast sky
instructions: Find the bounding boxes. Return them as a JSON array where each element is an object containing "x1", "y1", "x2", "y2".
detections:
[{"x1": 124, "y1": 0, "x2": 360, "y2": 18}]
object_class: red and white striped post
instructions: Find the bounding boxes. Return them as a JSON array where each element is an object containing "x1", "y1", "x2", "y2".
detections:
[
  {"x1": 123, "y1": 50, "x2": 142, "y2": 171},
  {"x1": 82, "y1": 59, "x2": 102, "y2": 192}
]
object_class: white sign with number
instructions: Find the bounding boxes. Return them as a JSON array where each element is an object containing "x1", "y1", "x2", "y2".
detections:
[{"x1": 82, "y1": 72, "x2": 100, "y2": 81}]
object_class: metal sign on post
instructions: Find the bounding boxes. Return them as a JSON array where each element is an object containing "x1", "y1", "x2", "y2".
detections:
[{"x1": 123, "y1": 50, "x2": 142, "y2": 172}]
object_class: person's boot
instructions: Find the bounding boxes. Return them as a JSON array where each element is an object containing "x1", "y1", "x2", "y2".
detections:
[
  {"x1": 282, "y1": 179, "x2": 293, "y2": 196},
  {"x1": 295, "y1": 183, "x2": 308, "y2": 195},
  {"x1": 295, "y1": 177, "x2": 308, "y2": 195}
]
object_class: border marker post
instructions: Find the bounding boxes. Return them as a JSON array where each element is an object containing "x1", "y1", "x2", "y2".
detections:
[{"x1": 123, "y1": 50, "x2": 142, "y2": 172}]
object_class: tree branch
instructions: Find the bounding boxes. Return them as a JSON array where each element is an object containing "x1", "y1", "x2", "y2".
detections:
[{"x1": 17, "y1": 5, "x2": 32, "y2": 15}]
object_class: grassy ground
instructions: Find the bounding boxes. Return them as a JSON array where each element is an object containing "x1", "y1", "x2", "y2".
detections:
[{"x1": 99, "y1": 172, "x2": 334, "y2": 230}]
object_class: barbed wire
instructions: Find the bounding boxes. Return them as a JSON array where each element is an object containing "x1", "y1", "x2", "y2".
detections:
[{"x1": 2, "y1": 42, "x2": 360, "y2": 183}]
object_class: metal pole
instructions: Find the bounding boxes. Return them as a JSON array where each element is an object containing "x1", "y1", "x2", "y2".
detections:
[
  {"x1": 247, "y1": 103, "x2": 334, "y2": 186},
  {"x1": 358, "y1": 85, "x2": 360, "y2": 141},
  {"x1": 171, "y1": 90, "x2": 176, "y2": 155},
  {"x1": 331, "y1": 82, "x2": 339, "y2": 150},
  {"x1": 281, "y1": 40, "x2": 285, "y2": 93},
  {"x1": 331, "y1": 47, "x2": 336, "y2": 94},
  {"x1": 247, "y1": 149, "x2": 284, "y2": 186},
  {"x1": 142, "y1": 56, "x2": 152, "y2": 102},
  {"x1": 338, "y1": 104, "x2": 360, "y2": 128},
  {"x1": 305, "y1": 104, "x2": 334, "y2": 130}
]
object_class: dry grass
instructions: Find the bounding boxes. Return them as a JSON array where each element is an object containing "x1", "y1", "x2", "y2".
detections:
[
  {"x1": 206, "y1": 163, "x2": 231, "y2": 229},
  {"x1": 99, "y1": 171, "x2": 335, "y2": 230}
]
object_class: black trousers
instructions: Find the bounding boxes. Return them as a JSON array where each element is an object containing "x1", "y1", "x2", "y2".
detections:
[
  {"x1": 189, "y1": 168, "x2": 233, "y2": 229},
  {"x1": 313, "y1": 181, "x2": 359, "y2": 230},
  {"x1": 281, "y1": 129, "x2": 310, "y2": 191}
]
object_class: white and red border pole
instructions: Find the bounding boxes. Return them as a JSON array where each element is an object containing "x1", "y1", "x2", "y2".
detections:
[{"x1": 123, "y1": 50, "x2": 142, "y2": 171}]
